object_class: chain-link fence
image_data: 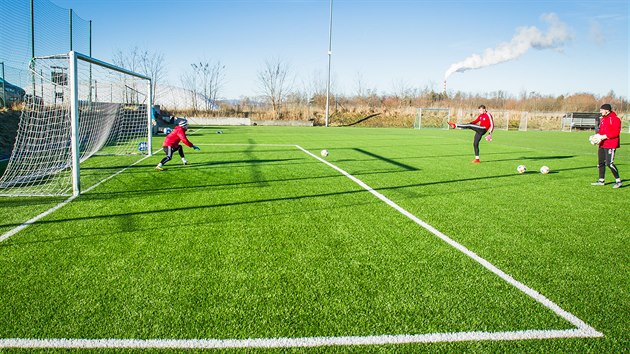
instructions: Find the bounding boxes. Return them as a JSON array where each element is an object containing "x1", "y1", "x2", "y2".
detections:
[{"x1": 0, "y1": 0, "x2": 91, "y2": 106}]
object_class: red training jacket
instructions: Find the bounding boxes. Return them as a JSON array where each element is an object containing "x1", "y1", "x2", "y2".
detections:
[
  {"x1": 163, "y1": 126, "x2": 194, "y2": 148},
  {"x1": 470, "y1": 112, "x2": 494, "y2": 132},
  {"x1": 599, "y1": 111, "x2": 621, "y2": 149}
]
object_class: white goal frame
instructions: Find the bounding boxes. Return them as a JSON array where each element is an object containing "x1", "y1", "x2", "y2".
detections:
[
  {"x1": 414, "y1": 108, "x2": 451, "y2": 129},
  {"x1": 0, "y1": 51, "x2": 152, "y2": 197},
  {"x1": 68, "y1": 52, "x2": 153, "y2": 195}
]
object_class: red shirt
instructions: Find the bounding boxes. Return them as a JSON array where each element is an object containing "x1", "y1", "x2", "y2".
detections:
[
  {"x1": 470, "y1": 112, "x2": 494, "y2": 132},
  {"x1": 163, "y1": 126, "x2": 193, "y2": 148},
  {"x1": 599, "y1": 111, "x2": 621, "y2": 149}
]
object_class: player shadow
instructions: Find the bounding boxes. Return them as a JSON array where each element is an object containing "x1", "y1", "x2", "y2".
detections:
[
  {"x1": 0, "y1": 188, "x2": 376, "y2": 234},
  {"x1": 485, "y1": 155, "x2": 575, "y2": 163},
  {"x1": 0, "y1": 168, "x2": 553, "y2": 240},
  {"x1": 352, "y1": 148, "x2": 419, "y2": 171},
  {"x1": 83, "y1": 168, "x2": 405, "y2": 199}
]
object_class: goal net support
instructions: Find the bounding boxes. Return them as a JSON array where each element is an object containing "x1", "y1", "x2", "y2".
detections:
[{"x1": 0, "y1": 51, "x2": 152, "y2": 197}]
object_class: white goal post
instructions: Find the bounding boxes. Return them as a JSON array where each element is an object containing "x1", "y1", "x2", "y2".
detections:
[
  {"x1": 0, "y1": 51, "x2": 152, "y2": 197},
  {"x1": 414, "y1": 108, "x2": 451, "y2": 129}
]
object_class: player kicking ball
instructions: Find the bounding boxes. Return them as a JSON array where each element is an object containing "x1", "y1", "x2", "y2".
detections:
[
  {"x1": 448, "y1": 104, "x2": 494, "y2": 163},
  {"x1": 155, "y1": 119, "x2": 200, "y2": 171}
]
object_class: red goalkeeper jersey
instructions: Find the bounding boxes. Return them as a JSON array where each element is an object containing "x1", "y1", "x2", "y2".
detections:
[
  {"x1": 470, "y1": 112, "x2": 494, "y2": 132},
  {"x1": 163, "y1": 126, "x2": 193, "y2": 148}
]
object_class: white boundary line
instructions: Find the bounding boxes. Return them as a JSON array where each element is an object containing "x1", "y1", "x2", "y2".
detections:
[
  {"x1": 296, "y1": 145, "x2": 602, "y2": 336},
  {"x1": 0, "y1": 329, "x2": 600, "y2": 349},
  {"x1": 0, "y1": 154, "x2": 153, "y2": 243},
  {"x1": 0, "y1": 143, "x2": 603, "y2": 349}
]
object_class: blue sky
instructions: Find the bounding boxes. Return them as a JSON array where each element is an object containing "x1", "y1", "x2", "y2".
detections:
[{"x1": 49, "y1": 0, "x2": 628, "y2": 100}]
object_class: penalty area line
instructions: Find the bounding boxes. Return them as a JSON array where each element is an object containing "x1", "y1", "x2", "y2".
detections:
[
  {"x1": 296, "y1": 145, "x2": 603, "y2": 338},
  {"x1": 0, "y1": 154, "x2": 153, "y2": 244}
]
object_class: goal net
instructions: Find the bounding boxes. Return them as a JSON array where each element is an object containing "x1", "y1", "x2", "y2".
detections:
[
  {"x1": 414, "y1": 108, "x2": 451, "y2": 129},
  {"x1": 0, "y1": 52, "x2": 152, "y2": 197}
]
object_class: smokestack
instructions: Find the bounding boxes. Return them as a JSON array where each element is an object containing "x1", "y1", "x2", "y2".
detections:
[{"x1": 443, "y1": 80, "x2": 447, "y2": 94}]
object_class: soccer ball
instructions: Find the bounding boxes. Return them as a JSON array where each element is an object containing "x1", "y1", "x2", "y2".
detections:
[
  {"x1": 517, "y1": 165, "x2": 527, "y2": 174},
  {"x1": 588, "y1": 134, "x2": 601, "y2": 145},
  {"x1": 540, "y1": 166, "x2": 550, "y2": 174},
  {"x1": 320, "y1": 149, "x2": 329, "y2": 157}
]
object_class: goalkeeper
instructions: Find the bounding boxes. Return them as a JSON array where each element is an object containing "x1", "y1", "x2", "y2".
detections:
[
  {"x1": 591, "y1": 104, "x2": 622, "y2": 188},
  {"x1": 155, "y1": 119, "x2": 200, "y2": 171}
]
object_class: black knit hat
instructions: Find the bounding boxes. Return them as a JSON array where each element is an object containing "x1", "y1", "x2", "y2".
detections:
[{"x1": 600, "y1": 104, "x2": 612, "y2": 111}]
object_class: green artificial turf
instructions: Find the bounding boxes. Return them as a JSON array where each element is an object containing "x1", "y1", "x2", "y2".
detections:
[{"x1": 0, "y1": 126, "x2": 627, "y2": 352}]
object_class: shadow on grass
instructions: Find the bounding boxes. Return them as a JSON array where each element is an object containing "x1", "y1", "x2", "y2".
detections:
[
  {"x1": 81, "y1": 157, "x2": 304, "y2": 171},
  {"x1": 352, "y1": 148, "x2": 418, "y2": 171},
  {"x1": 0, "y1": 170, "x2": 550, "y2": 234},
  {"x1": 83, "y1": 168, "x2": 410, "y2": 199},
  {"x1": 0, "y1": 196, "x2": 66, "y2": 208},
  {"x1": 485, "y1": 155, "x2": 576, "y2": 163}
]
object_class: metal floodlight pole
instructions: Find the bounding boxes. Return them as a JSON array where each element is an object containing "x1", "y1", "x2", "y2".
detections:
[{"x1": 325, "y1": 0, "x2": 333, "y2": 128}]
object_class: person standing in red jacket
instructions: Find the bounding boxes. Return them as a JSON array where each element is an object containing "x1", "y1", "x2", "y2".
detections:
[
  {"x1": 155, "y1": 119, "x2": 200, "y2": 171},
  {"x1": 448, "y1": 104, "x2": 494, "y2": 163},
  {"x1": 592, "y1": 104, "x2": 622, "y2": 188}
]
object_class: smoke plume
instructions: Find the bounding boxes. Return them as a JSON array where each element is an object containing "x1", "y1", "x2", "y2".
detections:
[{"x1": 444, "y1": 13, "x2": 572, "y2": 80}]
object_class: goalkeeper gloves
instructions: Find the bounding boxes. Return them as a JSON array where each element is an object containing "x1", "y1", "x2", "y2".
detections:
[{"x1": 192, "y1": 145, "x2": 200, "y2": 150}]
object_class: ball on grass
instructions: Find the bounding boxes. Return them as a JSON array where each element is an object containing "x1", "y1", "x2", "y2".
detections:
[
  {"x1": 320, "y1": 149, "x2": 329, "y2": 157},
  {"x1": 517, "y1": 165, "x2": 527, "y2": 174},
  {"x1": 540, "y1": 166, "x2": 550, "y2": 174}
]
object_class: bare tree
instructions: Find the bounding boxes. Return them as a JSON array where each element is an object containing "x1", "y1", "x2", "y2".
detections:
[
  {"x1": 257, "y1": 58, "x2": 292, "y2": 118},
  {"x1": 112, "y1": 47, "x2": 141, "y2": 73},
  {"x1": 191, "y1": 60, "x2": 226, "y2": 111},
  {"x1": 180, "y1": 69, "x2": 199, "y2": 113},
  {"x1": 113, "y1": 46, "x2": 165, "y2": 103},
  {"x1": 140, "y1": 50, "x2": 165, "y2": 103},
  {"x1": 353, "y1": 71, "x2": 366, "y2": 98}
]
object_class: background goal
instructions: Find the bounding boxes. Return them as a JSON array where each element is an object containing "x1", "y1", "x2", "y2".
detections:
[
  {"x1": 414, "y1": 108, "x2": 451, "y2": 129},
  {"x1": 0, "y1": 52, "x2": 152, "y2": 197}
]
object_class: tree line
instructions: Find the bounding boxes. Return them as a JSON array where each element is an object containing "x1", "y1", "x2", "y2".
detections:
[{"x1": 112, "y1": 47, "x2": 628, "y2": 125}]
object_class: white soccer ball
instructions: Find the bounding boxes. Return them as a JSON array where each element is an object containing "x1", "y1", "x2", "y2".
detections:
[
  {"x1": 320, "y1": 149, "x2": 329, "y2": 157},
  {"x1": 517, "y1": 165, "x2": 527, "y2": 174},
  {"x1": 540, "y1": 166, "x2": 550, "y2": 174},
  {"x1": 588, "y1": 134, "x2": 601, "y2": 145}
]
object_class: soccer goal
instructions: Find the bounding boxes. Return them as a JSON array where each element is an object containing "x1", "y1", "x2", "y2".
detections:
[
  {"x1": 414, "y1": 108, "x2": 451, "y2": 129},
  {"x1": 0, "y1": 51, "x2": 152, "y2": 197}
]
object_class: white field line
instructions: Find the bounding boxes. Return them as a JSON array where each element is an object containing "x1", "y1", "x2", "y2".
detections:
[
  {"x1": 0, "y1": 329, "x2": 600, "y2": 349},
  {"x1": 0, "y1": 154, "x2": 154, "y2": 243},
  {"x1": 296, "y1": 145, "x2": 602, "y2": 337},
  {"x1": 196, "y1": 143, "x2": 296, "y2": 147},
  {"x1": 0, "y1": 134, "x2": 213, "y2": 243},
  {"x1": 0, "y1": 143, "x2": 603, "y2": 349}
]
